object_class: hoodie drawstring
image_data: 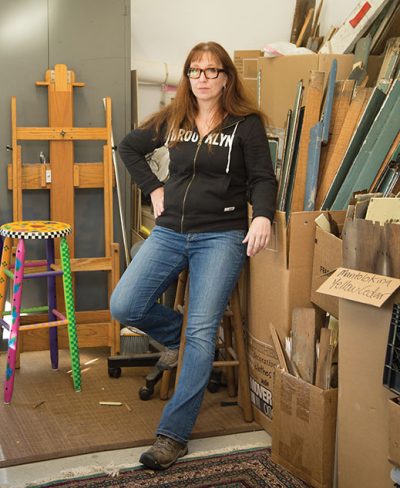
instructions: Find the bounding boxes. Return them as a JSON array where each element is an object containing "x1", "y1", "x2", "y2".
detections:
[{"x1": 226, "y1": 122, "x2": 239, "y2": 174}]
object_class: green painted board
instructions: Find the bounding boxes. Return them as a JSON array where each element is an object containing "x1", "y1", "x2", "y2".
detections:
[
  {"x1": 321, "y1": 86, "x2": 386, "y2": 209},
  {"x1": 373, "y1": 141, "x2": 400, "y2": 193},
  {"x1": 331, "y1": 79, "x2": 400, "y2": 209}
]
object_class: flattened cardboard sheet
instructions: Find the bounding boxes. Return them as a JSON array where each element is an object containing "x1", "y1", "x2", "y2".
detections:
[{"x1": 317, "y1": 267, "x2": 400, "y2": 307}]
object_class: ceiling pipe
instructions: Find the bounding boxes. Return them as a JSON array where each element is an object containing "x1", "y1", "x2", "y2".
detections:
[{"x1": 132, "y1": 58, "x2": 182, "y2": 86}]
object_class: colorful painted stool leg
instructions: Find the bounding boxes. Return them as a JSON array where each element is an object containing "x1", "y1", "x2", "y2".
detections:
[
  {"x1": 0, "y1": 237, "x2": 12, "y2": 318},
  {"x1": 46, "y1": 238, "x2": 58, "y2": 369},
  {"x1": 4, "y1": 238, "x2": 25, "y2": 404},
  {"x1": 60, "y1": 237, "x2": 81, "y2": 392}
]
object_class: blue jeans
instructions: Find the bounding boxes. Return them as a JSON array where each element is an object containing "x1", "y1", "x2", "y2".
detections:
[{"x1": 110, "y1": 225, "x2": 246, "y2": 444}]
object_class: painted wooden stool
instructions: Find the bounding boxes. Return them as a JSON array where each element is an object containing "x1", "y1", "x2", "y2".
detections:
[{"x1": 0, "y1": 221, "x2": 81, "y2": 404}]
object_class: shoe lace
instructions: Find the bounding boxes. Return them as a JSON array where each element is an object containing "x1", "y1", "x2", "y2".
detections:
[
  {"x1": 155, "y1": 436, "x2": 178, "y2": 454},
  {"x1": 160, "y1": 348, "x2": 178, "y2": 363}
]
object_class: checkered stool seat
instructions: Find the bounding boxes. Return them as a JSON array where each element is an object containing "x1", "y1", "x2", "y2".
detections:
[
  {"x1": 0, "y1": 220, "x2": 81, "y2": 404},
  {"x1": 0, "y1": 221, "x2": 72, "y2": 240}
]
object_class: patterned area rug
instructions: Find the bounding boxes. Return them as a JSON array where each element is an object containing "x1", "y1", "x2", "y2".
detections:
[{"x1": 35, "y1": 447, "x2": 311, "y2": 487}]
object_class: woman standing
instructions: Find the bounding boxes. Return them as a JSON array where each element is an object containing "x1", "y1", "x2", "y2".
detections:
[{"x1": 111, "y1": 41, "x2": 277, "y2": 470}]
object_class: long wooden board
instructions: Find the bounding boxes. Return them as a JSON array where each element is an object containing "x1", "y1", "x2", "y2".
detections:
[
  {"x1": 319, "y1": 0, "x2": 391, "y2": 54},
  {"x1": 291, "y1": 71, "x2": 325, "y2": 212},
  {"x1": 7, "y1": 163, "x2": 110, "y2": 189},
  {"x1": 290, "y1": 0, "x2": 316, "y2": 44},
  {"x1": 304, "y1": 60, "x2": 337, "y2": 211},
  {"x1": 317, "y1": 80, "x2": 355, "y2": 199},
  {"x1": 291, "y1": 307, "x2": 316, "y2": 383},
  {"x1": 316, "y1": 87, "x2": 371, "y2": 209},
  {"x1": 277, "y1": 81, "x2": 304, "y2": 212},
  {"x1": 332, "y1": 79, "x2": 400, "y2": 210},
  {"x1": 269, "y1": 323, "x2": 289, "y2": 373},
  {"x1": 371, "y1": 1, "x2": 400, "y2": 54},
  {"x1": 321, "y1": 86, "x2": 386, "y2": 209},
  {"x1": 370, "y1": 132, "x2": 400, "y2": 191}
]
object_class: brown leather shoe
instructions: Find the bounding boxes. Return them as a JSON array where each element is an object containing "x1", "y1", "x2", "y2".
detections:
[{"x1": 139, "y1": 435, "x2": 188, "y2": 470}]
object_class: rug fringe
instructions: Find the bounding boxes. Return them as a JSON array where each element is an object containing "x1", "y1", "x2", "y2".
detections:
[
  {"x1": 26, "y1": 463, "x2": 137, "y2": 487},
  {"x1": 26, "y1": 443, "x2": 270, "y2": 487}
]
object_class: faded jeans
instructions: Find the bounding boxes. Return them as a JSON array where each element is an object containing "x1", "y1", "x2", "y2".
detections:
[{"x1": 110, "y1": 225, "x2": 246, "y2": 444}]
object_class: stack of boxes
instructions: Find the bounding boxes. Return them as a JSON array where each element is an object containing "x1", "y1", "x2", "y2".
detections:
[{"x1": 238, "y1": 48, "x2": 400, "y2": 487}]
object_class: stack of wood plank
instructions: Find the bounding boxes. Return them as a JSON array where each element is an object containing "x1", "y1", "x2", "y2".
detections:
[
  {"x1": 270, "y1": 309, "x2": 337, "y2": 390},
  {"x1": 342, "y1": 193, "x2": 400, "y2": 277},
  {"x1": 276, "y1": 36, "x2": 400, "y2": 218},
  {"x1": 291, "y1": 0, "x2": 400, "y2": 55}
]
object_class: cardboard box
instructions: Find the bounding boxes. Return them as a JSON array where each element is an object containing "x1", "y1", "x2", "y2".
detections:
[
  {"x1": 271, "y1": 368, "x2": 338, "y2": 488},
  {"x1": 311, "y1": 213, "x2": 346, "y2": 318},
  {"x1": 337, "y1": 296, "x2": 396, "y2": 487},
  {"x1": 257, "y1": 53, "x2": 383, "y2": 129},
  {"x1": 247, "y1": 210, "x2": 343, "y2": 431},
  {"x1": 389, "y1": 397, "x2": 400, "y2": 466},
  {"x1": 319, "y1": 270, "x2": 400, "y2": 487},
  {"x1": 249, "y1": 210, "x2": 344, "y2": 340},
  {"x1": 234, "y1": 50, "x2": 263, "y2": 108},
  {"x1": 246, "y1": 331, "x2": 278, "y2": 433}
]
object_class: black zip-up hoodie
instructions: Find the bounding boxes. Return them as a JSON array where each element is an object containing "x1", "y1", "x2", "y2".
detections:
[{"x1": 118, "y1": 113, "x2": 277, "y2": 233}]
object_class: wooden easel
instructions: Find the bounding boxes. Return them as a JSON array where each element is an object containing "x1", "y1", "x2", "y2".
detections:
[{"x1": 7, "y1": 64, "x2": 120, "y2": 354}]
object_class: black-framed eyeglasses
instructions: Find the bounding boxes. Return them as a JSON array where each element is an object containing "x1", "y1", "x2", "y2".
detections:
[{"x1": 187, "y1": 67, "x2": 225, "y2": 79}]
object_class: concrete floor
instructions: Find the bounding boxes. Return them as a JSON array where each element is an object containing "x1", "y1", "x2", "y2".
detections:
[{"x1": 0, "y1": 430, "x2": 272, "y2": 487}]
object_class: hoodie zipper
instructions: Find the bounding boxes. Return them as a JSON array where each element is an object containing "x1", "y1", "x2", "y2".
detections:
[
  {"x1": 180, "y1": 139, "x2": 202, "y2": 232},
  {"x1": 179, "y1": 118, "x2": 244, "y2": 233}
]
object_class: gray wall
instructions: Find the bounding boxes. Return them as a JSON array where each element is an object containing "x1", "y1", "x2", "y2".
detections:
[{"x1": 0, "y1": 0, "x2": 131, "y2": 309}]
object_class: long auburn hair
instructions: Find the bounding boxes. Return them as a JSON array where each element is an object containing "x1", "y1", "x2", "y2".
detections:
[{"x1": 140, "y1": 41, "x2": 266, "y2": 144}]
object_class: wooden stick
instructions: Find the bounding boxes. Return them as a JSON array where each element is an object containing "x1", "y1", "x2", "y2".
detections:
[
  {"x1": 291, "y1": 71, "x2": 325, "y2": 212},
  {"x1": 317, "y1": 79, "x2": 355, "y2": 205},
  {"x1": 311, "y1": 0, "x2": 324, "y2": 38},
  {"x1": 315, "y1": 328, "x2": 333, "y2": 389},
  {"x1": 34, "y1": 401, "x2": 46, "y2": 409},
  {"x1": 317, "y1": 87, "x2": 372, "y2": 209},
  {"x1": 269, "y1": 323, "x2": 289, "y2": 373},
  {"x1": 291, "y1": 0, "x2": 316, "y2": 44},
  {"x1": 291, "y1": 308, "x2": 317, "y2": 384},
  {"x1": 296, "y1": 8, "x2": 315, "y2": 47}
]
